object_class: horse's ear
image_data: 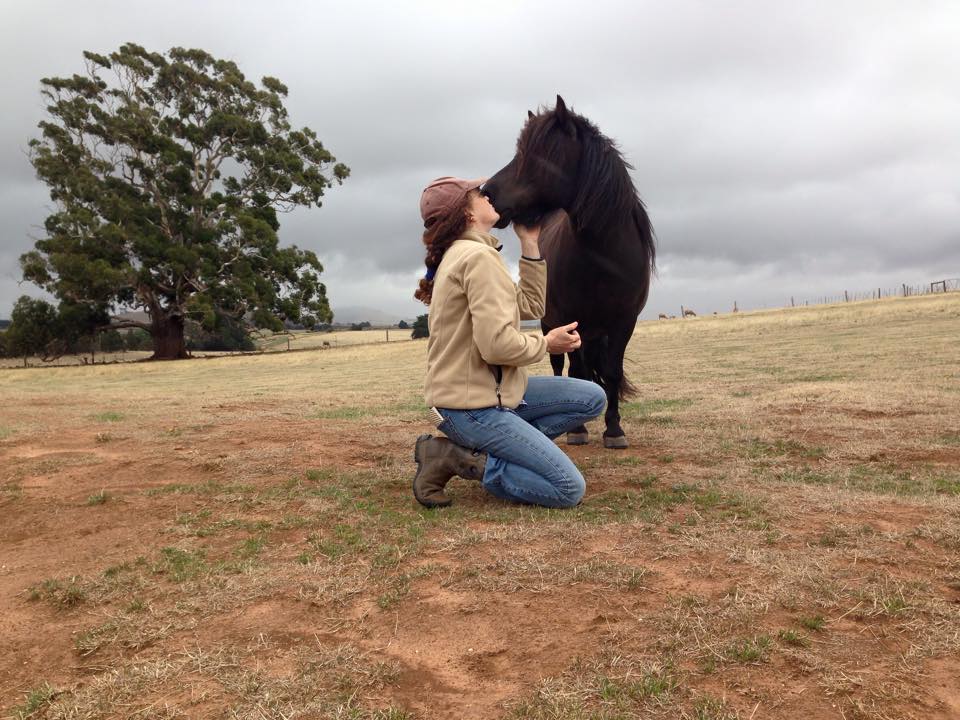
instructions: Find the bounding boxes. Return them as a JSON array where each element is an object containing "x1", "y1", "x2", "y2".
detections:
[
  {"x1": 555, "y1": 95, "x2": 568, "y2": 121},
  {"x1": 527, "y1": 109, "x2": 535, "y2": 119},
  {"x1": 554, "y1": 95, "x2": 575, "y2": 136}
]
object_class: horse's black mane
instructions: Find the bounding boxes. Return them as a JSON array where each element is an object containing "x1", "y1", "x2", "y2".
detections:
[{"x1": 517, "y1": 107, "x2": 653, "y2": 261}]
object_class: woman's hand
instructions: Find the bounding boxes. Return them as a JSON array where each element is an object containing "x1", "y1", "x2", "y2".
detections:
[
  {"x1": 513, "y1": 222, "x2": 541, "y2": 258},
  {"x1": 545, "y1": 321, "x2": 581, "y2": 354}
]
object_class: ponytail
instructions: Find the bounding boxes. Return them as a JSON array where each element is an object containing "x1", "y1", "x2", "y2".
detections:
[{"x1": 414, "y1": 192, "x2": 474, "y2": 305}]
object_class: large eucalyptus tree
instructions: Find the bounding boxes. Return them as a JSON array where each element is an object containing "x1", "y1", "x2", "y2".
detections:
[{"x1": 22, "y1": 44, "x2": 348, "y2": 359}]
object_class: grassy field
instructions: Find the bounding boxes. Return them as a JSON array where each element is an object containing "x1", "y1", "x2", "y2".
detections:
[
  {"x1": 1, "y1": 293, "x2": 958, "y2": 719},
  {"x1": 0, "y1": 326, "x2": 409, "y2": 369}
]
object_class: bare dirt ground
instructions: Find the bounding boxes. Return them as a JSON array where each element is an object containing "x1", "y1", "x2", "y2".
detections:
[{"x1": 2, "y1": 294, "x2": 959, "y2": 719}]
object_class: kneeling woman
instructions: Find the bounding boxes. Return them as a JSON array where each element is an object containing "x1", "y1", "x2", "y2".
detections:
[{"x1": 413, "y1": 176, "x2": 606, "y2": 509}]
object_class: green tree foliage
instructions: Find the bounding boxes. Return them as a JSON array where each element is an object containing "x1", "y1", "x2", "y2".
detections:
[
  {"x1": 397, "y1": 319, "x2": 409, "y2": 330},
  {"x1": 411, "y1": 314, "x2": 429, "y2": 339},
  {"x1": 21, "y1": 44, "x2": 349, "y2": 360},
  {"x1": 3, "y1": 296, "x2": 108, "y2": 362},
  {"x1": 186, "y1": 315, "x2": 255, "y2": 352},
  {"x1": 126, "y1": 329, "x2": 154, "y2": 351},
  {"x1": 4, "y1": 296, "x2": 57, "y2": 363},
  {"x1": 100, "y1": 330, "x2": 126, "y2": 353}
]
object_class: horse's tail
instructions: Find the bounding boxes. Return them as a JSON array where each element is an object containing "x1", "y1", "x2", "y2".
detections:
[{"x1": 584, "y1": 335, "x2": 637, "y2": 401}]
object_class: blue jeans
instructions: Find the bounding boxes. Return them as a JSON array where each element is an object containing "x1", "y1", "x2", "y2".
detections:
[{"x1": 436, "y1": 376, "x2": 606, "y2": 508}]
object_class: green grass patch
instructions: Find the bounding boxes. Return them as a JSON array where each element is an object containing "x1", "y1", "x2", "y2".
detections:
[
  {"x1": 236, "y1": 535, "x2": 268, "y2": 559},
  {"x1": 576, "y1": 484, "x2": 693, "y2": 524},
  {"x1": 310, "y1": 406, "x2": 367, "y2": 420},
  {"x1": 622, "y1": 397, "x2": 694, "y2": 424},
  {"x1": 777, "y1": 628, "x2": 809, "y2": 647},
  {"x1": 308, "y1": 524, "x2": 366, "y2": 560},
  {"x1": 0, "y1": 425, "x2": 17, "y2": 441},
  {"x1": 376, "y1": 565, "x2": 437, "y2": 610},
  {"x1": 596, "y1": 666, "x2": 678, "y2": 704},
  {"x1": 156, "y1": 547, "x2": 206, "y2": 582},
  {"x1": 505, "y1": 657, "x2": 678, "y2": 718},
  {"x1": 691, "y1": 486, "x2": 766, "y2": 523},
  {"x1": 688, "y1": 695, "x2": 740, "y2": 720},
  {"x1": 27, "y1": 578, "x2": 87, "y2": 608},
  {"x1": 817, "y1": 526, "x2": 850, "y2": 548},
  {"x1": 86, "y1": 490, "x2": 110, "y2": 506},
  {"x1": 145, "y1": 480, "x2": 256, "y2": 497},
  {"x1": 103, "y1": 556, "x2": 148, "y2": 579},
  {"x1": 744, "y1": 437, "x2": 826, "y2": 460},
  {"x1": 772, "y1": 464, "x2": 958, "y2": 497},
  {"x1": 789, "y1": 372, "x2": 846, "y2": 383},
  {"x1": 94, "y1": 411, "x2": 124, "y2": 422},
  {"x1": 724, "y1": 634, "x2": 772, "y2": 663},
  {"x1": 798, "y1": 614, "x2": 826, "y2": 631},
  {"x1": 625, "y1": 473, "x2": 658, "y2": 488},
  {"x1": 11, "y1": 682, "x2": 57, "y2": 719}
]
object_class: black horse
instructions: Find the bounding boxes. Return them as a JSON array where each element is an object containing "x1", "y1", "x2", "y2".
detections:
[{"x1": 483, "y1": 96, "x2": 655, "y2": 448}]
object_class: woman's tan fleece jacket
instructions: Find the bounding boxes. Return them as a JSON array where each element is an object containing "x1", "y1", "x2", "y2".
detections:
[{"x1": 424, "y1": 229, "x2": 548, "y2": 410}]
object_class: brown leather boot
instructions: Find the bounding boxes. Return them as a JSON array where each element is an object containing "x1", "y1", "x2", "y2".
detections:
[{"x1": 413, "y1": 434, "x2": 487, "y2": 508}]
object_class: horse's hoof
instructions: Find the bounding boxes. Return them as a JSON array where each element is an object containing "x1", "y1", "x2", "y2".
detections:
[
  {"x1": 603, "y1": 435, "x2": 629, "y2": 449},
  {"x1": 566, "y1": 431, "x2": 589, "y2": 445}
]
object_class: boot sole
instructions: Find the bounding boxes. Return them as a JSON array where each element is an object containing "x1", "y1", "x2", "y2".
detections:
[{"x1": 413, "y1": 434, "x2": 452, "y2": 509}]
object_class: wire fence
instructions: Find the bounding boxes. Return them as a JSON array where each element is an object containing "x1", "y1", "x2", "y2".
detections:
[{"x1": 787, "y1": 277, "x2": 959, "y2": 308}]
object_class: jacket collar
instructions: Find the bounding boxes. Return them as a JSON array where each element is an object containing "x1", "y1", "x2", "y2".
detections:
[{"x1": 460, "y1": 229, "x2": 503, "y2": 252}]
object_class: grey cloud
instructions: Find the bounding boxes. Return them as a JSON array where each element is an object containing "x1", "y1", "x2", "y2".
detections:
[{"x1": 1, "y1": 0, "x2": 958, "y2": 322}]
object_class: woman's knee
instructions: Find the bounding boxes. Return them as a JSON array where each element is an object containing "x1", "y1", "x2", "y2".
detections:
[
  {"x1": 557, "y1": 471, "x2": 586, "y2": 508},
  {"x1": 586, "y1": 382, "x2": 607, "y2": 418}
]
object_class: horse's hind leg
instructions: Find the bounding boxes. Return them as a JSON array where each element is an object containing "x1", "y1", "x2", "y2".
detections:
[
  {"x1": 600, "y1": 326, "x2": 633, "y2": 449},
  {"x1": 550, "y1": 351, "x2": 564, "y2": 377},
  {"x1": 565, "y1": 348, "x2": 591, "y2": 445}
]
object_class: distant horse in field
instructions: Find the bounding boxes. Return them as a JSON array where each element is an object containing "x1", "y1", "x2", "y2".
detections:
[{"x1": 482, "y1": 96, "x2": 655, "y2": 448}]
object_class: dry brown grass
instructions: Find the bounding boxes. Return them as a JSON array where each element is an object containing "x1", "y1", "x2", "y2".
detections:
[{"x1": 2, "y1": 292, "x2": 959, "y2": 719}]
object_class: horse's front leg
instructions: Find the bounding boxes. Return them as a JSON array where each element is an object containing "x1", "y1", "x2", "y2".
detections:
[
  {"x1": 543, "y1": 322, "x2": 565, "y2": 377},
  {"x1": 564, "y1": 348, "x2": 591, "y2": 445}
]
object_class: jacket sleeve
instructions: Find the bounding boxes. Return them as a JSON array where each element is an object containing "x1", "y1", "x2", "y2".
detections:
[
  {"x1": 461, "y1": 249, "x2": 548, "y2": 367},
  {"x1": 515, "y1": 257, "x2": 547, "y2": 320}
]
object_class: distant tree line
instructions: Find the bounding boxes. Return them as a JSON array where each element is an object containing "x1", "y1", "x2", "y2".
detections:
[{"x1": 0, "y1": 295, "x2": 253, "y2": 365}]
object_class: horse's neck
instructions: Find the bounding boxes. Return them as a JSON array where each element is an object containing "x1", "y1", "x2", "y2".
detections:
[{"x1": 573, "y1": 203, "x2": 642, "y2": 249}]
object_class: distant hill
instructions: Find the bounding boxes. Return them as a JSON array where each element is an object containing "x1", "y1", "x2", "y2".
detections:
[{"x1": 332, "y1": 306, "x2": 410, "y2": 326}]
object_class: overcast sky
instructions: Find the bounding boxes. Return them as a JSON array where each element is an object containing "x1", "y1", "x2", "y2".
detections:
[{"x1": 2, "y1": 0, "x2": 958, "y2": 322}]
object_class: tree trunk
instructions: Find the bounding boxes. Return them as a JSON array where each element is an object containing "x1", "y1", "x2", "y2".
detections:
[{"x1": 150, "y1": 314, "x2": 189, "y2": 360}]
